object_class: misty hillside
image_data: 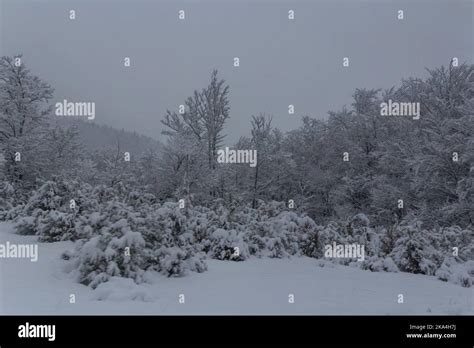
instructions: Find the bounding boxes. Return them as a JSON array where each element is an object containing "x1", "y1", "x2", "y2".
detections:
[{"x1": 54, "y1": 118, "x2": 163, "y2": 155}]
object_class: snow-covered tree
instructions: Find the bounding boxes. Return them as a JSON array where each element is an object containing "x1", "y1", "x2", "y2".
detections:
[
  {"x1": 0, "y1": 55, "x2": 54, "y2": 187},
  {"x1": 390, "y1": 222, "x2": 441, "y2": 275}
]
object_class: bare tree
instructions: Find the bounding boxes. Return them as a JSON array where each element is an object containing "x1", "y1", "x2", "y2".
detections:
[
  {"x1": 0, "y1": 55, "x2": 53, "y2": 141},
  {"x1": 162, "y1": 69, "x2": 230, "y2": 170},
  {"x1": 250, "y1": 113, "x2": 272, "y2": 208}
]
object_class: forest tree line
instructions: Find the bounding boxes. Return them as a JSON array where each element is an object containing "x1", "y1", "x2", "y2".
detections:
[{"x1": 0, "y1": 55, "x2": 472, "y2": 287}]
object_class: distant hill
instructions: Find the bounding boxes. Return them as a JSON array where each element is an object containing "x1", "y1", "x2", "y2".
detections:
[{"x1": 53, "y1": 119, "x2": 163, "y2": 155}]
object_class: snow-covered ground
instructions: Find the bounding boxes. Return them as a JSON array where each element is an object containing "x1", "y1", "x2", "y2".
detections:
[{"x1": 0, "y1": 222, "x2": 472, "y2": 315}]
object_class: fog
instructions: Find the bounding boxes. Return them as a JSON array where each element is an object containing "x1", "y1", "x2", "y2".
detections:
[{"x1": 1, "y1": 0, "x2": 472, "y2": 142}]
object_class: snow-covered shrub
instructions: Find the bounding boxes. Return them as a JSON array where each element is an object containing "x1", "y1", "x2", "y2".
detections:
[
  {"x1": 207, "y1": 199, "x2": 233, "y2": 229},
  {"x1": 139, "y1": 203, "x2": 193, "y2": 252},
  {"x1": 248, "y1": 211, "x2": 308, "y2": 258},
  {"x1": 382, "y1": 256, "x2": 399, "y2": 272},
  {"x1": 317, "y1": 222, "x2": 346, "y2": 252},
  {"x1": 334, "y1": 214, "x2": 382, "y2": 259},
  {"x1": 1, "y1": 204, "x2": 24, "y2": 221},
  {"x1": 90, "y1": 184, "x2": 121, "y2": 206},
  {"x1": 390, "y1": 223, "x2": 441, "y2": 275},
  {"x1": 261, "y1": 236, "x2": 290, "y2": 258},
  {"x1": 255, "y1": 200, "x2": 287, "y2": 218},
  {"x1": 154, "y1": 247, "x2": 187, "y2": 277},
  {"x1": 151, "y1": 246, "x2": 207, "y2": 277},
  {"x1": 351, "y1": 214, "x2": 378, "y2": 247},
  {"x1": 66, "y1": 200, "x2": 210, "y2": 287},
  {"x1": 438, "y1": 226, "x2": 474, "y2": 262},
  {"x1": 153, "y1": 203, "x2": 188, "y2": 241},
  {"x1": 208, "y1": 228, "x2": 249, "y2": 261},
  {"x1": 435, "y1": 258, "x2": 473, "y2": 288},
  {"x1": 67, "y1": 218, "x2": 146, "y2": 288},
  {"x1": 41, "y1": 195, "x2": 131, "y2": 242},
  {"x1": 126, "y1": 191, "x2": 157, "y2": 208},
  {"x1": 73, "y1": 212, "x2": 106, "y2": 241},
  {"x1": 360, "y1": 256, "x2": 399, "y2": 272},
  {"x1": 379, "y1": 225, "x2": 402, "y2": 256},
  {"x1": 350, "y1": 213, "x2": 370, "y2": 229},
  {"x1": 11, "y1": 179, "x2": 95, "y2": 240},
  {"x1": 247, "y1": 228, "x2": 290, "y2": 258},
  {"x1": 37, "y1": 210, "x2": 77, "y2": 242},
  {"x1": 13, "y1": 215, "x2": 37, "y2": 235},
  {"x1": 232, "y1": 205, "x2": 260, "y2": 227},
  {"x1": 0, "y1": 182, "x2": 15, "y2": 220},
  {"x1": 185, "y1": 208, "x2": 212, "y2": 248},
  {"x1": 72, "y1": 182, "x2": 98, "y2": 215},
  {"x1": 299, "y1": 226, "x2": 321, "y2": 258},
  {"x1": 23, "y1": 180, "x2": 70, "y2": 213},
  {"x1": 12, "y1": 180, "x2": 66, "y2": 236},
  {"x1": 139, "y1": 203, "x2": 208, "y2": 274}
]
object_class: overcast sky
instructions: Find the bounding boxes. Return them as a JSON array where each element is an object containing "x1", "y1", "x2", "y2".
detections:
[{"x1": 1, "y1": 0, "x2": 472, "y2": 143}]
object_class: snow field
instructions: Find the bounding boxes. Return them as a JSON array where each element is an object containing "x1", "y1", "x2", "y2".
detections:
[{"x1": 1, "y1": 222, "x2": 472, "y2": 315}]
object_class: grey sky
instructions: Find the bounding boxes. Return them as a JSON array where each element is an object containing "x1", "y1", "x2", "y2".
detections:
[{"x1": 1, "y1": 0, "x2": 472, "y2": 143}]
